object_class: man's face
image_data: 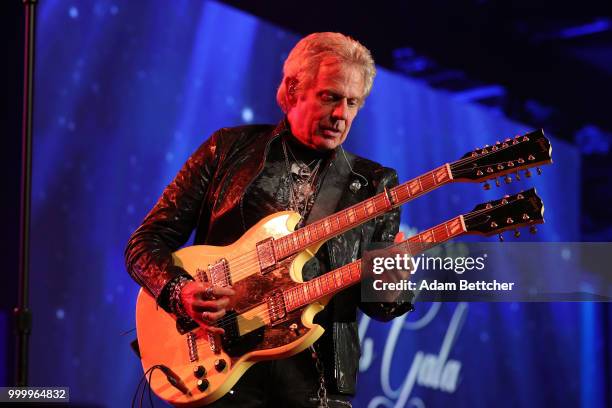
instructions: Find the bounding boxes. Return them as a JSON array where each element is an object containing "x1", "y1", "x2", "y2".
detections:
[{"x1": 287, "y1": 58, "x2": 365, "y2": 150}]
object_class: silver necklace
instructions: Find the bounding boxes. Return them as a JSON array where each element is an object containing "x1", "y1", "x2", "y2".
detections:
[{"x1": 281, "y1": 138, "x2": 322, "y2": 216}]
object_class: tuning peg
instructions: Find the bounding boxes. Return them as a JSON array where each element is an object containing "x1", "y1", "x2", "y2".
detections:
[
  {"x1": 537, "y1": 167, "x2": 542, "y2": 175},
  {"x1": 498, "y1": 234, "x2": 504, "y2": 242},
  {"x1": 476, "y1": 170, "x2": 484, "y2": 176},
  {"x1": 517, "y1": 158, "x2": 525, "y2": 164},
  {"x1": 495, "y1": 178, "x2": 500, "y2": 187},
  {"x1": 504, "y1": 175, "x2": 512, "y2": 184},
  {"x1": 522, "y1": 136, "x2": 530, "y2": 142},
  {"x1": 528, "y1": 154, "x2": 535, "y2": 161},
  {"x1": 490, "y1": 221, "x2": 498, "y2": 228},
  {"x1": 529, "y1": 225, "x2": 538, "y2": 234},
  {"x1": 525, "y1": 169, "x2": 532, "y2": 178},
  {"x1": 507, "y1": 161, "x2": 515, "y2": 168},
  {"x1": 514, "y1": 229, "x2": 521, "y2": 238},
  {"x1": 522, "y1": 213, "x2": 530, "y2": 220},
  {"x1": 515, "y1": 171, "x2": 521, "y2": 181},
  {"x1": 486, "y1": 167, "x2": 494, "y2": 174},
  {"x1": 506, "y1": 217, "x2": 514, "y2": 224},
  {"x1": 497, "y1": 164, "x2": 504, "y2": 170},
  {"x1": 483, "y1": 181, "x2": 491, "y2": 190}
]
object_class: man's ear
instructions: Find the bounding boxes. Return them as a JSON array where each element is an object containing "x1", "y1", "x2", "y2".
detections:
[{"x1": 285, "y1": 77, "x2": 298, "y2": 107}]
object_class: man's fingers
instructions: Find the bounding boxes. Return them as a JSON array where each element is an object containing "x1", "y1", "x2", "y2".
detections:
[
  {"x1": 203, "y1": 309, "x2": 226, "y2": 321},
  {"x1": 211, "y1": 286, "x2": 236, "y2": 297},
  {"x1": 205, "y1": 326, "x2": 225, "y2": 335},
  {"x1": 191, "y1": 297, "x2": 230, "y2": 312},
  {"x1": 193, "y1": 285, "x2": 235, "y2": 300}
]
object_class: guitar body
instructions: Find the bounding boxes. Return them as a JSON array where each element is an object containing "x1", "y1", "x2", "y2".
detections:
[
  {"x1": 133, "y1": 131, "x2": 553, "y2": 406},
  {"x1": 135, "y1": 210, "x2": 328, "y2": 406}
]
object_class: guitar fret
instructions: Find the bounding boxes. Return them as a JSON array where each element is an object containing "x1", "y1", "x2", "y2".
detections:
[
  {"x1": 432, "y1": 167, "x2": 440, "y2": 184},
  {"x1": 305, "y1": 226, "x2": 314, "y2": 242},
  {"x1": 333, "y1": 270, "x2": 341, "y2": 287}
]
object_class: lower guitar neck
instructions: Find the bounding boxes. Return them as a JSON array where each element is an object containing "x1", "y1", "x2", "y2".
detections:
[{"x1": 282, "y1": 215, "x2": 466, "y2": 312}]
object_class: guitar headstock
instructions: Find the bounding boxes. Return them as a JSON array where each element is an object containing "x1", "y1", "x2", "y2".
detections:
[
  {"x1": 463, "y1": 188, "x2": 544, "y2": 240},
  {"x1": 450, "y1": 129, "x2": 552, "y2": 189}
]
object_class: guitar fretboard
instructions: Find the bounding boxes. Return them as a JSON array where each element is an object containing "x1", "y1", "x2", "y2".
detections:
[
  {"x1": 273, "y1": 165, "x2": 452, "y2": 259},
  {"x1": 282, "y1": 215, "x2": 466, "y2": 311}
]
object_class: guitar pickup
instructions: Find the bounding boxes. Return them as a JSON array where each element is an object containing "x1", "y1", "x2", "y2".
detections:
[
  {"x1": 257, "y1": 238, "x2": 277, "y2": 275},
  {"x1": 266, "y1": 291, "x2": 287, "y2": 324},
  {"x1": 208, "y1": 258, "x2": 231, "y2": 287}
]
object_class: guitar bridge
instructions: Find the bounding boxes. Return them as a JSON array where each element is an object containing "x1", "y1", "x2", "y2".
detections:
[
  {"x1": 186, "y1": 332, "x2": 198, "y2": 363},
  {"x1": 266, "y1": 291, "x2": 287, "y2": 324}
]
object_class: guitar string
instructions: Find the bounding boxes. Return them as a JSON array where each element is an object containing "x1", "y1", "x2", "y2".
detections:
[
  {"x1": 206, "y1": 155, "x2": 537, "y2": 281},
  {"x1": 207, "y1": 197, "x2": 530, "y2": 331},
  {"x1": 223, "y1": 135, "x2": 540, "y2": 273},
  {"x1": 216, "y1": 146, "x2": 537, "y2": 275},
  {"x1": 197, "y1": 137, "x2": 542, "y2": 281}
]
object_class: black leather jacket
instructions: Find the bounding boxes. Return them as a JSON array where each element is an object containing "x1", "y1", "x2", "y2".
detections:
[{"x1": 125, "y1": 120, "x2": 413, "y2": 394}]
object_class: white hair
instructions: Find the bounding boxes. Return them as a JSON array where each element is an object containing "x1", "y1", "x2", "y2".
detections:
[{"x1": 276, "y1": 32, "x2": 376, "y2": 113}]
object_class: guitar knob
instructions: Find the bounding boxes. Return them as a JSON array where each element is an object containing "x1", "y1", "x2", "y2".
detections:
[
  {"x1": 515, "y1": 171, "x2": 521, "y2": 181},
  {"x1": 504, "y1": 175, "x2": 512, "y2": 184},
  {"x1": 193, "y1": 365, "x2": 206, "y2": 378},
  {"x1": 483, "y1": 181, "x2": 491, "y2": 190},
  {"x1": 214, "y1": 359, "x2": 227, "y2": 372},
  {"x1": 494, "y1": 178, "x2": 500, "y2": 187},
  {"x1": 537, "y1": 167, "x2": 542, "y2": 175},
  {"x1": 530, "y1": 225, "x2": 538, "y2": 234},
  {"x1": 498, "y1": 234, "x2": 504, "y2": 242},
  {"x1": 514, "y1": 229, "x2": 521, "y2": 238},
  {"x1": 197, "y1": 379, "x2": 209, "y2": 392},
  {"x1": 525, "y1": 169, "x2": 532, "y2": 178}
]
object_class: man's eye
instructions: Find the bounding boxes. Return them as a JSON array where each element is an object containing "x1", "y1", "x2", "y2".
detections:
[
  {"x1": 348, "y1": 99, "x2": 360, "y2": 107},
  {"x1": 321, "y1": 93, "x2": 335, "y2": 102}
]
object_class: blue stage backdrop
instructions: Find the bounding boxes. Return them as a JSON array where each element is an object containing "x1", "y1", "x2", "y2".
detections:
[{"x1": 23, "y1": 1, "x2": 608, "y2": 407}]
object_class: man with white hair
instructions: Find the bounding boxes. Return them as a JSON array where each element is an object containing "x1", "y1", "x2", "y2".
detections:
[{"x1": 126, "y1": 32, "x2": 412, "y2": 407}]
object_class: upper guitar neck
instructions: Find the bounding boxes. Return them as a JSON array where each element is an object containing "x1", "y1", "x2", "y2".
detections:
[{"x1": 273, "y1": 164, "x2": 453, "y2": 259}]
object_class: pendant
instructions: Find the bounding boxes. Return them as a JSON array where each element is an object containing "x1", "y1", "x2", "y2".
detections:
[
  {"x1": 349, "y1": 179, "x2": 361, "y2": 193},
  {"x1": 291, "y1": 162, "x2": 311, "y2": 178}
]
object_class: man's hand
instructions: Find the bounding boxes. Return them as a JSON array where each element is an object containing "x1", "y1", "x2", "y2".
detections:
[{"x1": 179, "y1": 281, "x2": 236, "y2": 335}]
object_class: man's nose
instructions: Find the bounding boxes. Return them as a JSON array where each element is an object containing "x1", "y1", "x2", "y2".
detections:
[{"x1": 331, "y1": 99, "x2": 349, "y2": 121}]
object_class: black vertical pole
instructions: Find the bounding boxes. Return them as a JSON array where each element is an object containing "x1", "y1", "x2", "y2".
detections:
[{"x1": 14, "y1": 0, "x2": 37, "y2": 387}]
